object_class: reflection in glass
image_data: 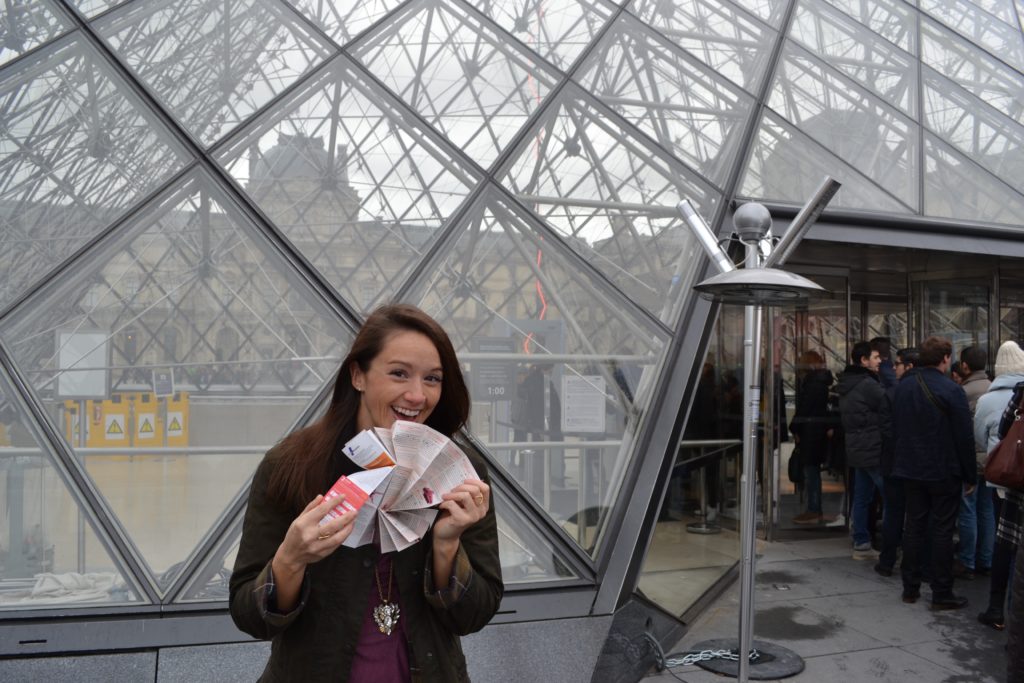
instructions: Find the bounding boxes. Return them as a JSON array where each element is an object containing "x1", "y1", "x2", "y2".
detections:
[
  {"x1": 639, "y1": 308, "x2": 742, "y2": 616},
  {"x1": 741, "y1": 110, "x2": 911, "y2": 213},
  {"x1": 96, "y1": 0, "x2": 334, "y2": 146},
  {"x1": 0, "y1": 36, "x2": 190, "y2": 312},
  {"x1": 354, "y1": 0, "x2": 557, "y2": 167},
  {"x1": 923, "y1": 133, "x2": 1024, "y2": 225},
  {"x1": 920, "y1": 0, "x2": 1024, "y2": 72},
  {"x1": 216, "y1": 59, "x2": 477, "y2": 312},
  {"x1": 502, "y1": 88, "x2": 717, "y2": 325},
  {"x1": 0, "y1": 172, "x2": 351, "y2": 596},
  {"x1": 467, "y1": 0, "x2": 615, "y2": 70},
  {"x1": 576, "y1": 15, "x2": 754, "y2": 188},
  {"x1": 768, "y1": 41, "x2": 919, "y2": 209},
  {"x1": 912, "y1": 278, "x2": 989, "y2": 352},
  {"x1": 0, "y1": 370, "x2": 141, "y2": 609},
  {"x1": 1001, "y1": 276, "x2": 1024, "y2": 345},
  {"x1": 628, "y1": 0, "x2": 779, "y2": 91},
  {"x1": 821, "y1": 0, "x2": 917, "y2": 53}
]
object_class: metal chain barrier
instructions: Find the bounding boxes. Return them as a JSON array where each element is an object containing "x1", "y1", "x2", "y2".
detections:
[{"x1": 665, "y1": 648, "x2": 761, "y2": 668}]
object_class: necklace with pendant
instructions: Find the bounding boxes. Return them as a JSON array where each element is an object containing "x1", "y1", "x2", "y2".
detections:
[{"x1": 373, "y1": 555, "x2": 400, "y2": 636}]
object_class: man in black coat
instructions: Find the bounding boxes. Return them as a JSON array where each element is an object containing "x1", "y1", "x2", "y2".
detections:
[
  {"x1": 837, "y1": 340, "x2": 887, "y2": 558},
  {"x1": 890, "y1": 336, "x2": 976, "y2": 610}
]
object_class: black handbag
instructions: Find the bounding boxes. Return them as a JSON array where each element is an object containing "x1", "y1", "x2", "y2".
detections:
[{"x1": 789, "y1": 445, "x2": 804, "y2": 486}]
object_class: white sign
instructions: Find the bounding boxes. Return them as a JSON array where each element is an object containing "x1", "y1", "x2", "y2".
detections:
[
  {"x1": 561, "y1": 375, "x2": 606, "y2": 433},
  {"x1": 57, "y1": 331, "x2": 109, "y2": 399},
  {"x1": 105, "y1": 413, "x2": 126, "y2": 440}
]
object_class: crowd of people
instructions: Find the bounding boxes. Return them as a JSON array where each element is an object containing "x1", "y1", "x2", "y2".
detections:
[{"x1": 790, "y1": 335, "x2": 1024, "y2": 680}]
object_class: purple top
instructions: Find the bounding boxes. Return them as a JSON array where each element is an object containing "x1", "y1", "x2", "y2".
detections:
[{"x1": 348, "y1": 553, "x2": 411, "y2": 682}]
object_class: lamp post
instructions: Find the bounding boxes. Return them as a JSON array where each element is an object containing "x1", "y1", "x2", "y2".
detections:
[{"x1": 677, "y1": 177, "x2": 841, "y2": 681}]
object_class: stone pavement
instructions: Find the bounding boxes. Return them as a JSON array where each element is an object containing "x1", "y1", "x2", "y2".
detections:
[{"x1": 644, "y1": 536, "x2": 1008, "y2": 682}]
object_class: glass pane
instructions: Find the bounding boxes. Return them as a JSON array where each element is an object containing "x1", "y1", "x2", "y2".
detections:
[
  {"x1": 215, "y1": 58, "x2": 478, "y2": 313},
  {"x1": 0, "y1": 172, "x2": 352, "y2": 596},
  {"x1": 741, "y1": 110, "x2": 911, "y2": 212},
  {"x1": 790, "y1": 0, "x2": 917, "y2": 116},
  {"x1": 0, "y1": 370, "x2": 143, "y2": 609},
  {"x1": 501, "y1": 88, "x2": 718, "y2": 326},
  {"x1": 411, "y1": 188, "x2": 669, "y2": 557},
  {"x1": 1000, "y1": 274, "x2": 1024, "y2": 344},
  {"x1": 353, "y1": 0, "x2": 558, "y2": 168},
  {"x1": 923, "y1": 133, "x2": 1024, "y2": 225},
  {"x1": 284, "y1": 0, "x2": 405, "y2": 45},
  {"x1": 866, "y1": 300, "x2": 907, "y2": 350},
  {"x1": 919, "y1": 0, "x2": 1024, "y2": 72},
  {"x1": 821, "y1": 0, "x2": 917, "y2": 53},
  {"x1": 921, "y1": 18, "x2": 1024, "y2": 126},
  {"x1": 627, "y1": 0, "x2": 779, "y2": 92},
  {"x1": 923, "y1": 69, "x2": 1024, "y2": 195},
  {"x1": 641, "y1": 307, "x2": 743, "y2": 615},
  {"x1": 912, "y1": 278, "x2": 989, "y2": 353},
  {"x1": 95, "y1": 0, "x2": 334, "y2": 147},
  {"x1": 575, "y1": 15, "x2": 755, "y2": 188},
  {"x1": 0, "y1": 0, "x2": 71, "y2": 67},
  {"x1": 730, "y1": 0, "x2": 791, "y2": 27},
  {"x1": 466, "y1": 0, "x2": 616, "y2": 70},
  {"x1": 768, "y1": 41, "x2": 919, "y2": 209},
  {"x1": 0, "y1": 36, "x2": 191, "y2": 312}
]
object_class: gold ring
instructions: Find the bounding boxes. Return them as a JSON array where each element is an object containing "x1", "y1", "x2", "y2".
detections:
[
  {"x1": 317, "y1": 532, "x2": 332, "y2": 540},
  {"x1": 474, "y1": 495, "x2": 484, "y2": 505}
]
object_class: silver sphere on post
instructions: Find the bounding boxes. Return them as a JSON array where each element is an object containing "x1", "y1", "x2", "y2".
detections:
[{"x1": 733, "y1": 202, "x2": 772, "y2": 243}]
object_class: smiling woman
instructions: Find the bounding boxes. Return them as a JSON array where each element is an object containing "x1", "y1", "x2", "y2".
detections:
[{"x1": 229, "y1": 304, "x2": 502, "y2": 683}]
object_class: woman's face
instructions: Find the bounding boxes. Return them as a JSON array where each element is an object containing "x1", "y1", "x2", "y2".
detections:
[{"x1": 350, "y1": 330, "x2": 443, "y2": 431}]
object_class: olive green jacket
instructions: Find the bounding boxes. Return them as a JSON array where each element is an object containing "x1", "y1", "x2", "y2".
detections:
[{"x1": 229, "y1": 443, "x2": 503, "y2": 682}]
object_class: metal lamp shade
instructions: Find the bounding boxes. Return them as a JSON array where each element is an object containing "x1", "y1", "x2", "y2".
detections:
[{"x1": 693, "y1": 267, "x2": 825, "y2": 305}]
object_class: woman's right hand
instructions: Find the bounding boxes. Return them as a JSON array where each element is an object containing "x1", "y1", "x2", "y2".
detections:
[{"x1": 272, "y1": 495, "x2": 358, "y2": 579}]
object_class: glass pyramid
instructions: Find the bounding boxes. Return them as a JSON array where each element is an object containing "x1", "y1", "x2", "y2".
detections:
[{"x1": 0, "y1": 0, "x2": 1021, "y2": 610}]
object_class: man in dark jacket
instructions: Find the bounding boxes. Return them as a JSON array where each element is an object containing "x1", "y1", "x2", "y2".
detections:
[
  {"x1": 891, "y1": 336, "x2": 976, "y2": 610},
  {"x1": 837, "y1": 340, "x2": 887, "y2": 558},
  {"x1": 876, "y1": 347, "x2": 920, "y2": 576}
]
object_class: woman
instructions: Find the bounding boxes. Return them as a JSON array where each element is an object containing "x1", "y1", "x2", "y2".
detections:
[
  {"x1": 230, "y1": 304, "x2": 503, "y2": 682},
  {"x1": 789, "y1": 350, "x2": 834, "y2": 525},
  {"x1": 974, "y1": 340, "x2": 1024, "y2": 632}
]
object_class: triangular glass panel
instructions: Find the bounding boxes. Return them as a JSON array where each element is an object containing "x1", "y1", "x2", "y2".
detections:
[
  {"x1": 0, "y1": 35, "x2": 191, "y2": 313},
  {"x1": 576, "y1": 14, "x2": 755, "y2": 188},
  {"x1": 741, "y1": 110, "x2": 912, "y2": 213},
  {"x1": 768, "y1": 40, "x2": 919, "y2": 209},
  {"x1": 0, "y1": 0, "x2": 71, "y2": 67},
  {"x1": 921, "y1": 17, "x2": 1024, "y2": 126},
  {"x1": 284, "y1": 0, "x2": 406, "y2": 46},
  {"x1": 0, "y1": 368, "x2": 145, "y2": 610},
  {"x1": 408, "y1": 187, "x2": 669, "y2": 556},
  {"x1": 789, "y1": 0, "x2": 917, "y2": 116},
  {"x1": 922, "y1": 68, "x2": 1024, "y2": 195},
  {"x1": 352, "y1": 0, "x2": 559, "y2": 168},
  {"x1": 923, "y1": 132, "x2": 1024, "y2": 226},
  {"x1": 215, "y1": 57, "x2": 478, "y2": 313},
  {"x1": 919, "y1": 0, "x2": 1024, "y2": 72},
  {"x1": 627, "y1": 0, "x2": 779, "y2": 92},
  {"x1": 0, "y1": 171, "x2": 352, "y2": 597},
  {"x1": 500, "y1": 86, "x2": 719, "y2": 326},
  {"x1": 94, "y1": 0, "x2": 335, "y2": 147},
  {"x1": 464, "y1": 0, "x2": 616, "y2": 71},
  {"x1": 820, "y1": 0, "x2": 917, "y2": 54}
]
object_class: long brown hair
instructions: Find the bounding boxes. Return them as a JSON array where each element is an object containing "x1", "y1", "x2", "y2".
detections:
[{"x1": 266, "y1": 304, "x2": 470, "y2": 509}]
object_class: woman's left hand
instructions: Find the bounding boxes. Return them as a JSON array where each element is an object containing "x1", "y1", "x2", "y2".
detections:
[{"x1": 433, "y1": 478, "x2": 490, "y2": 543}]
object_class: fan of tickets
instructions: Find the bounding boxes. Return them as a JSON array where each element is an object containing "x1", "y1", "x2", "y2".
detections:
[{"x1": 319, "y1": 421, "x2": 478, "y2": 552}]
